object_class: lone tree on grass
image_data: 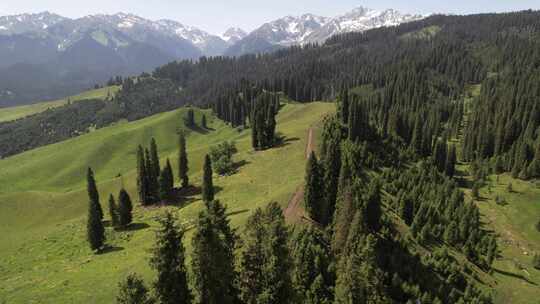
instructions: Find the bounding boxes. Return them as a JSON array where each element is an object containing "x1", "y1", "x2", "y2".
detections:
[
  {"x1": 202, "y1": 155, "x2": 214, "y2": 204},
  {"x1": 201, "y1": 114, "x2": 207, "y2": 129},
  {"x1": 178, "y1": 131, "x2": 189, "y2": 188},
  {"x1": 87, "y1": 167, "x2": 105, "y2": 252},
  {"x1": 87, "y1": 167, "x2": 103, "y2": 220},
  {"x1": 116, "y1": 273, "x2": 154, "y2": 304},
  {"x1": 118, "y1": 189, "x2": 133, "y2": 228},
  {"x1": 150, "y1": 212, "x2": 192, "y2": 304},
  {"x1": 185, "y1": 108, "x2": 195, "y2": 128}
]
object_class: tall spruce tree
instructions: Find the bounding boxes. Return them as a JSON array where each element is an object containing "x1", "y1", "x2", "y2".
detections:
[
  {"x1": 239, "y1": 202, "x2": 293, "y2": 304},
  {"x1": 202, "y1": 155, "x2": 214, "y2": 203},
  {"x1": 87, "y1": 167, "x2": 103, "y2": 220},
  {"x1": 136, "y1": 145, "x2": 149, "y2": 205},
  {"x1": 201, "y1": 114, "x2": 207, "y2": 129},
  {"x1": 191, "y1": 200, "x2": 238, "y2": 304},
  {"x1": 446, "y1": 145, "x2": 457, "y2": 177},
  {"x1": 159, "y1": 159, "x2": 174, "y2": 202},
  {"x1": 145, "y1": 148, "x2": 160, "y2": 204},
  {"x1": 108, "y1": 194, "x2": 120, "y2": 228},
  {"x1": 150, "y1": 138, "x2": 161, "y2": 179},
  {"x1": 150, "y1": 212, "x2": 192, "y2": 304},
  {"x1": 178, "y1": 131, "x2": 189, "y2": 188},
  {"x1": 305, "y1": 151, "x2": 324, "y2": 222},
  {"x1": 118, "y1": 189, "x2": 133, "y2": 228},
  {"x1": 320, "y1": 116, "x2": 343, "y2": 226},
  {"x1": 87, "y1": 168, "x2": 105, "y2": 252},
  {"x1": 116, "y1": 273, "x2": 154, "y2": 304},
  {"x1": 291, "y1": 227, "x2": 334, "y2": 304}
]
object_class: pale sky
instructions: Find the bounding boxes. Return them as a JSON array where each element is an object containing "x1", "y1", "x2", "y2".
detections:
[{"x1": 0, "y1": 0, "x2": 538, "y2": 35}]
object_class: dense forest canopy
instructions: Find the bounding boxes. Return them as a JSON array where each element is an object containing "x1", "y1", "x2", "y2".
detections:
[{"x1": 0, "y1": 11, "x2": 539, "y2": 179}]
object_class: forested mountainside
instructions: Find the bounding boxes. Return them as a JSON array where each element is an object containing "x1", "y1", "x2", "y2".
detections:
[
  {"x1": 2, "y1": 11, "x2": 539, "y2": 180},
  {"x1": 2, "y1": 10, "x2": 540, "y2": 304}
]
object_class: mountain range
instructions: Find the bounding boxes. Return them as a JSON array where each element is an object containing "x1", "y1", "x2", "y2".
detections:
[{"x1": 0, "y1": 7, "x2": 423, "y2": 106}]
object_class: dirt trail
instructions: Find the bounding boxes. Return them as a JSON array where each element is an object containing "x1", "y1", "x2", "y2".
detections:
[{"x1": 284, "y1": 128, "x2": 314, "y2": 223}]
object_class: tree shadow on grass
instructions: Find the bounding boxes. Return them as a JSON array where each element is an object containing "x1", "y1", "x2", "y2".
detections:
[
  {"x1": 232, "y1": 160, "x2": 250, "y2": 172},
  {"x1": 122, "y1": 222, "x2": 150, "y2": 232},
  {"x1": 493, "y1": 267, "x2": 538, "y2": 285},
  {"x1": 226, "y1": 209, "x2": 250, "y2": 217},
  {"x1": 100, "y1": 245, "x2": 124, "y2": 255},
  {"x1": 273, "y1": 135, "x2": 300, "y2": 148}
]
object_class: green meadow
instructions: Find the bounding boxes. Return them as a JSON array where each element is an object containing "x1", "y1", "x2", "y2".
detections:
[
  {"x1": 0, "y1": 102, "x2": 334, "y2": 303},
  {"x1": 0, "y1": 86, "x2": 120, "y2": 123}
]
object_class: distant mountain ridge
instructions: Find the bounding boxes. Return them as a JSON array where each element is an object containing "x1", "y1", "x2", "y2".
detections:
[
  {"x1": 0, "y1": 7, "x2": 424, "y2": 106},
  {"x1": 225, "y1": 7, "x2": 425, "y2": 56}
]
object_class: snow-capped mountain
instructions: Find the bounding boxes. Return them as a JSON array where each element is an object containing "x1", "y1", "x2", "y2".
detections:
[
  {"x1": 221, "y1": 27, "x2": 248, "y2": 44},
  {"x1": 305, "y1": 7, "x2": 425, "y2": 43},
  {"x1": 225, "y1": 7, "x2": 425, "y2": 56},
  {"x1": 0, "y1": 11, "x2": 67, "y2": 34}
]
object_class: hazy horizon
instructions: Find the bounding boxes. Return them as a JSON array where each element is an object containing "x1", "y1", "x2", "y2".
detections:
[{"x1": 0, "y1": 1, "x2": 539, "y2": 36}]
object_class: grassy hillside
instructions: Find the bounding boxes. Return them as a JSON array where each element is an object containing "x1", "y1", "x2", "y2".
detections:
[
  {"x1": 0, "y1": 102, "x2": 334, "y2": 303},
  {"x1": 0, "y1": 86, "x2": 120, "y2": 123}
]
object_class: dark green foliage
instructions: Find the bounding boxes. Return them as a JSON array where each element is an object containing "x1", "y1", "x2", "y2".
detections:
[
  {"x1": 320, "y1": 116, "x2": 343, "y2": 226},
  {"x1": 238, "y1": 202, "x2": 293, "y2": 304},
  {"x1": 536, "y1": 219, "x2": 540, "y2": 232},
  {"x1": 334, "y1": 234, "x2": 388, "y2": 303},
  {"x1": 0, "y1": 78, "x2": 181, "y2": 158},
  {"x1": 304, "y1": 151, "x2": 324, "y2": 222},
  {"x1": 446, "y1": 145, "x2": 457, "y2": 177},
  {"x1": 87, "y1": 167, "x2": 103, "y2": 220},
  {"x1": 399, "y1": 197, "x2": 414, "y2": 226},
  {"x1": 150, "y1": 138, "x2": 161, "y2": 179},
  {"x1": 150, "y1": 212, "x2": 192, "y2": 304},
  {"x1": 209, "y1": 141, "x2": 237, "y2": 175},
  {"x1": 202, "y1": 155, "x2": 214, "y2": 203},
  {"x1": 137, "y1": 145, "x2": 150, "y2": 205},
  {"x1": 251, "y1": 92, "x2": 279, "y2": 150},
  {"x1": 87, "y1": 168, "x2": 105, "y2": 251},
  {"x1": 145, "y1": 148, "x2": 160, "y2": 204},
  {"x1": 178, "y1": 131, "x2": 189, "y2": 188},
  {"x1": 433, "y1": 140, "x2": 447, "y2": 173},
  {"x1": 191, "y1": 200, "x2": 239, "y2": 304},
  {"x1": 364, "y1": 180, "x2": 382, "y2": 233},
  {"x1": 118, "y1": 189, "x2": 133, "y2": 228},
  {"x1": 159, "y1": 159, "x2": 174, "y2": 202},
  {"x1": 185, "y1": 108, "x2": 196, "y2": 128},
  {"x1": 338, "y1": 88, "x2": 350, "y2": 125},
  {"x1": 116, "y1": 273, "x2": 154, "y2": 304},
  {"x1": 108, "y1": 194, "x2": 119, "y2": 228},
  {"x1": 201, "y1": 114, "x2": 207, "y2": 129},
  {"x1": 291, "y1": 227, "x2": 334, "y2": 304}
]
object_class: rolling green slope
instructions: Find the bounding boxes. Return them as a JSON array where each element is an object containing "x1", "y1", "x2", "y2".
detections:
[
  {"x1": 0, "y1": 102, "x2": 334, "y2": 303},
  {"x1": 0, "y1": 86, "x2": 120, "y2": 123}
]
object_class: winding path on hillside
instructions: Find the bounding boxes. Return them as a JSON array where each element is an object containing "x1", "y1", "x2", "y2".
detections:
[{"x1": 284, "y1": 128, "x2": 313, "y2": 223}]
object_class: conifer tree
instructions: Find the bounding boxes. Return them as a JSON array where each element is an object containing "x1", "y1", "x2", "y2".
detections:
[
  {"x1": 434, "y1": 140, "x2": 448, "y2": 173},
  {"x1": 364, "y1": 180, "x2": 382, "y2": 233},
  {"x1": 399, "y1": 197, "x2": 414, "y2": 226},
  {"x1": 150, "y1": 212, "x2": 192, "y2": 304},
  {"x1": 136, "y1": 145, "x2": 149, "y2": 205},
  {"x1": 201, "y1": 114, "x2": 207, "y2": 129},
  {"x1": 186, "y1": 108, "x2": 195, "y2": 128},
  {"x1": 446, "y1": 145, "x2": 457, "y2": 177},
  {"x1": 159, "y1": 159, "x2": 174, "y2": 202},
  {"x1": 320, "y1": 116, "x2": 343, "y2": 226},
  {"x1": 291, "y1": 227, "x2": 334, "y2": 304},
  {"x1": 178, "y1": 131, "x2": 189, "y2": 188},
  {"x1": 150, "y1": 138, "x2": 161, "y2": 178},
  {"x1": 87, "y1": 167, "x2": 103, "y2": 220},
  {"x1": 191, "y1": 200, "x2": 238, "y2": 304},
  {"x1": 108, "y1": 194, "x2": 120, "y2": 228},
  {"x1": 116, "y1": 273, "x2": 154, "y2": 304},
  {"x1": 87, "y1": 168, "x2": 105, "y2": 252},
  {"x1": 118, "y1": 189, "x2": 133, "y2": 228},
  {"x1": 146, "y1": 148, "x2": 160, "y2": 204},
  {"x1": 305, "y1": 151, "x2": 324, "y2": 222},
  {"x1": 202, "y1": 155, "x2": 214, "y2": 203},
  {"x1": 239, "y1": 202, "x2": 293, "y2": 304}
]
